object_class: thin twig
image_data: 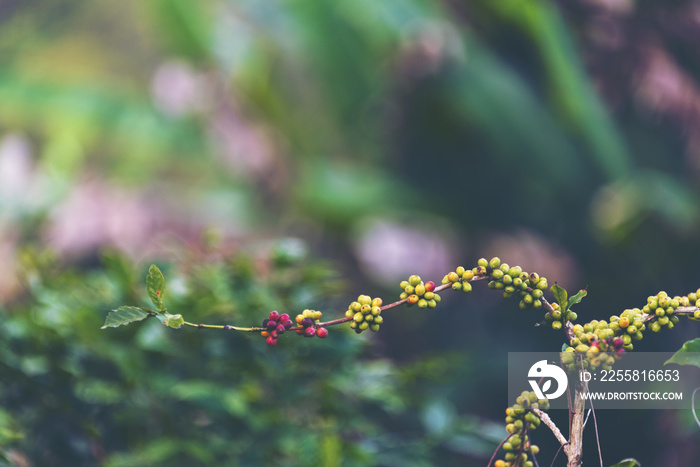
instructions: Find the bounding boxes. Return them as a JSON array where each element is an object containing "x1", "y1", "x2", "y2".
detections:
[
  {"x1": 486, "y1": 433, "x2": 513, "y2": 467},
  {"x1": 550, "y1": 443, "x2": 566, "y2": 467},
  {"x1": 588, "y1": 399, "x2": 604, "y2": 467}
]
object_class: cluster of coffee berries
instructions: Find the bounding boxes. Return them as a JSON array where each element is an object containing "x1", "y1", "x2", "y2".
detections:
[
  {"x1": 542, "y1": 302, "x2": 568, "y2": 331},
  {"x1": 494, "y1": 391, "x2": 547, "y2": 467},
  {"x1": 295, "y1": 309, "x2": 328, "y2": 338},
  {"x1": 399, "y1": 275, "x2": 442, "y2": 308},
  {"x1": 261, "y1": 310, "x2": 294, "y2": 346},
  {"x1": 441, "y1": 267, "x2": 473, "y2": 294},
  {"x1": 686, "y1": 289, "x2": 700, "y2": 321},
  {"x1": 345, "y1": 295, "x2": 383, "y2": 333},
  {"x1": 641, "y1": 292, "x2": 683, "y2": 332}
]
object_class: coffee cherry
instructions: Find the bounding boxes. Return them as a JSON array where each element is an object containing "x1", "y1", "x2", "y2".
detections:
[
  {"x1": 407, "y1": 294, "x2": 419, "y2": 304},
  {"x1": 316, "y1": 327, "x2": 328, "y2": 338},
  {"x1": 301, "y1": 317, "x2": 314, "y2": 328},
  {"x1": 408, "y1": 275, "x2": 422, "y2": 286},
  {"x1": 304, "y1": 327, "x2": 316, "y2": 337},
  {"x1": 424, "y1": 281, "x2": 436, "y2": 292},
  {"x1": 477, "y1": 258, "x2": 488, "y2": 267},
  {"x1": 269, "y1": 310, "x2": 280, "y2": 321},
  {"x1": 489, "y1": 257, "x2": 501, "y2": 269},
  {"x1": 447, "y1": 272, "x2": 459, "y2": 282},
  {"x1": 283, "y1": 319, "x2": 294, "y2": 329},
  {"x1": 266, "y1": 336, "x2": 277, "y2": 346},
  {"x1": 276, "y1": 324, "x2": 286, "y2": 334}
]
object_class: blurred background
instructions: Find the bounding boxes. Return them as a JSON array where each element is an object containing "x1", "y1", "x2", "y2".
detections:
[{"x1": 0, "y1": 0, "x2": 699, "y2": 465}]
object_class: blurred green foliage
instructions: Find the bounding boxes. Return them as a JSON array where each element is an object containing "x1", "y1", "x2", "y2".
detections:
[{"x1": 1, "y1": 0, "x2": 700, "y2": 465}]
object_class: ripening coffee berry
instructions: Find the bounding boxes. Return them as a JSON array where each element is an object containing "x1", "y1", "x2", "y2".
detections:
[
  {"x1": 407, "y1": 294, "x2": 419, "y2": 304},
  {"x1": 425, "y1": 281, "x2": 436, "y2": 292},
  {"x1": 447, "y1": 272, "x2": 459, "y2": 282},
  {"x1": 266, "y1": 336, "x2": 277, "y2": 346},
  {"x1": 301, "y1": 317, "x2": 314, "y2": 328},
  {"x1": 408, "y1": 275, "x2": 422, "y2": 286},
  {"x1": 452, "y1": 282, "x2": 462, "y2": 291},
  {"x1": 269, "y1": 310, "x2": 280, "y2": 321},
  {"x1": 418, "y1": 299, "x2": 428, "y2": 308},
  {"x1": 489, "y1": 257, "x2": 501, "y2": 268},
  {"x1": 316, "y1": 327, "x2": 328, "y2": 338},
  {"x1": 283, "y1": 319, "x2": 294, "y2": 329},
  {"x1": 276, "y1": 324, "x2": 286, "y2": 334},
  {"x1": 414, "y1": 284, "x2": 426, "y2": 296},
  {"x1": 304, "y1": 327, "x2": 316, "y2": 337}
]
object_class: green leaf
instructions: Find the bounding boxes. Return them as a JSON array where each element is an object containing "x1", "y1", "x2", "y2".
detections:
[
  {"x1": 164, "y1": 314, "x2": 184, "y2": 329},
  {"x1": 608, "y1": 459, "x2": 640, "y2": 467},
  {"x1": 550, "y1": 284, "x2": 568, "y2": 310},
  {"x1": 664, "y1": 339, "x2": 700, "y2": 368},
  {"x1": 566, "y1": 288, "x2": 587, "y2": 311},
  {"x1": 102, "y1": 306, "x2": 150, "y2": 329},
  {"x1": 146, "y1": 264, "x2": 166, "y2": 311}
]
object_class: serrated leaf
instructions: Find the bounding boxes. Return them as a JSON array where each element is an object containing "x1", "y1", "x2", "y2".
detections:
[
  {"x1": 146, "y1": 264, "x2": 166, "y2": 311},
  {"x1": 550, "y1": 284, "x2": 568, "y2": 310},
  {"x1": 664, "y1": 339, "x2": 700, "y2": 367},
  {"x1": 102, "y1": 306, "x2": 150, "y2": 329},
  {"x1": 608, "y1": 458, "x2": 640, "y2": 467},
  {"x1": 566, "y1": 289, "x2": 587, "y2": 311}
]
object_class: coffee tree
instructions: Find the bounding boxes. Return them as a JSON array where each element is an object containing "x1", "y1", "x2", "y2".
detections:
[{"x1": 105, "y1": 257, "x2": 700, "y2": 467}]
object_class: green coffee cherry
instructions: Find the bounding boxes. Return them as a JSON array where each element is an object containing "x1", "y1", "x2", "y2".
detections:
[{"x1": 408, "y1": 275, "x2": 422, "y2": 286}]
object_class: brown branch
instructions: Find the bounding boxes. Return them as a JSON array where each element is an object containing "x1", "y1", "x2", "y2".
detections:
[{"x1": 531, "y1": 407, "x2": 568, "y2": 447}]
